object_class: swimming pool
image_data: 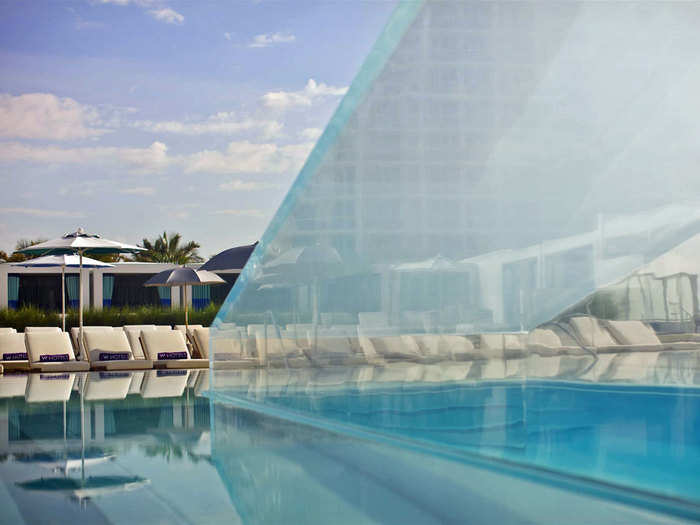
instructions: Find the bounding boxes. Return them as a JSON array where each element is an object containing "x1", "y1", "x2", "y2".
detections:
[{"x1": 0, "y1": 360, "x2": 697, "y2": 524}]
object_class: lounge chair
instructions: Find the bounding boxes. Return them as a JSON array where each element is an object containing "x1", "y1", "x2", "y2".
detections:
[
  {"x1": 0, "y1": 332, "x2": 30, "y2": 371},
  {"x1": 25, "y1": 326, "x2": 61, "y2": 333},
  {"x1": 25, "y1": 332, "x2": 90, "y2": 372},
  {"x1": 140, "y1": 369, "x2": 189, "y2": 398},
  {"x1": 82, "y1": 371, "x2": 133, "y2": 401},
  {"x1": 70, "y1": 326, "x2": 114, "y2": 360},
  {"x1": 0, "y1": 328, "x2": 16, "y2": 334},
  {"x1": 250, "y1": 326, "x2": 308, "y2": 367},
  {"x1": 83, "y1": 331, "x2": 153, "y2": 370},
  {"x1": 0, "y1": 373, "x2": 28, "y2": 398},
  {"x1": 140, "y1": 330, "x2": 208, "y2": 369},
  {"x1": 25, "y1": 372, "x2": 76, "y2": 402},
  {"x1": 175, "y1": 324, "x2": 204, "y2": 356}
]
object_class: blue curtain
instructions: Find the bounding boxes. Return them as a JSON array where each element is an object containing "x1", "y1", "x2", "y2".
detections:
[
  {"x1": 157, "y1": 286, "x2": 171, "y2": 307},
  {"x1": 102, "y1": 274, "x2": 114, "y2": 307},
  {"x1": 192, "y1": 285, "x2": 210, "y2": 310},
  {"x1": 8, "y1": 275, "x2": 19, "y2": 309},
  {"x1": 66, "y1": 275, "x2": 80, "y2": 308}
]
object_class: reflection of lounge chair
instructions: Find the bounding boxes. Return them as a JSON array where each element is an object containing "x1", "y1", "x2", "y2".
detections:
[
  {"x1": 25, "y1": 373, "x2": 76, "y2": 402},
  {"x1": 140, "y1": 369, "x2": 189, "y2": 398},
  {"x1": 83, "y1": 371, "x2": 133, "y2": 401},
  {"x1": 194, "y1": 370, "x2": 210, "y2": 396},
  {"x1": 526, "y1": 329, "x2": 581, "y2": 356},
  {"x1": 479, "y1": 334, "x2": 526, "y2": 359},
  {"x1": 0, "y1": 332, "x2": 30, "y2": 371},
  {"x1": 84, "y1": 331, "x2": 153, "y2": 370},
  {"x1": 128, "y1": 371, "x2": 145, "y2": 395},
  {"x1": 140, "y1": 330, "x2": 208, "y2": 369},
  {"x1": 604, "y1": 320, "x2": 687, "y2": 351},
  {"x1": 0, "y1": 373, "x2": 28, "y2": 397},
  {"x1": 25, "y1": 332, "x2": 90, "y2": 372},
  {"x1": 567, "y1": 316, "x2": 621, "y2": 353}
]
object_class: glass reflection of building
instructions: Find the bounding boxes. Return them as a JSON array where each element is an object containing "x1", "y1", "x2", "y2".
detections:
[{"x1": 216, "y1": 0, "x2": 700, "y2": 346}]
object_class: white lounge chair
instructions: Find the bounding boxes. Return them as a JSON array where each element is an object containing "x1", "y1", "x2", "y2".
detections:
[
  {"x1": 84, "y1": 331, "x2": 153, "y2": 370},
  {"x1": 0, "y1": 332, "x2": 30, "y2": 371},
  {"x1": 527, "y1": 328, "x2": 581, "y2": 356},
  {"x1": 70, "y1": 326, "x2": 114, "y2": 360},
  {"x1": 175, "y1": 324, "x2": 204, "y2": 356},
  {"x1": 479, "y1": 334, "x2": 527, "y2": 359},
  {"x1": 140, "y1": 330, "x2": 208, "y2": 369},
  {"x1": 604, "y1": 320, "x2": 687, "y2": 351},
  {"x1": 25, "y1": 326, "x2": 61, "y2": 333},
  {"x1": 25, "y1": 332, "x2": 90, "y2": 372},
  {"x1": 0, "y1": 328, "x2": 17, "y2": 334}
]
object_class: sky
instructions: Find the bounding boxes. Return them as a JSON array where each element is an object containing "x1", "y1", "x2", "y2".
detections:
[{"x1": 0, "y1": 0, "x2": 398, "y2": 258}]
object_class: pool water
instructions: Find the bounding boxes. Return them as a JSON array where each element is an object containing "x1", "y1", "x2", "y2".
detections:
[{"x1": 0, "y1": 363, "x2": 698, "y2": 524}]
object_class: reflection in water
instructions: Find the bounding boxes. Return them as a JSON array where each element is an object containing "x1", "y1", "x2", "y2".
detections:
[{"x1": 0, "y1": 364, "x2": 698, "y2": 523}]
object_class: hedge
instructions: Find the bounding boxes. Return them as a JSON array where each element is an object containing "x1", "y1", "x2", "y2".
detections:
[{"x1": 0, "y1": 304, "x2": 220, "y2": 332}]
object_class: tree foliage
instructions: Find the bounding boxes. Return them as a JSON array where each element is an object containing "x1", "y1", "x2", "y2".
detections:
[
  {"x1": 0, "y1": 238, "x2": 48, "y2": 262},
  {"x1": 130, "y1": 231, "x2": 203, "y2": 264}
]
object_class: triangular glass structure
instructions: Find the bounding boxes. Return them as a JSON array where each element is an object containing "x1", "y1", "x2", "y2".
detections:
[{"x1": 212, "y1": 0, "x2": 700, "y2": 367}]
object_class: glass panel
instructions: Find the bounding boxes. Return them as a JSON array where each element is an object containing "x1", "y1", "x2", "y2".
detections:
[{"x1": 213, "y1": 0, "x2": 700, "y2": 367}]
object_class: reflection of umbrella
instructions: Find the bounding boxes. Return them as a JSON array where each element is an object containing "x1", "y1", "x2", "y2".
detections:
[
  {"x1": 17, "y1": 476, "x2": 149, "y2": 501},
  {"x1": 11, "y1": 255, "x2": 114, "y2": 332},
  {"x1": 393, "y1": 254, "x2": 456, "y2": 272},
  {"x1": 201, "y1": 242, "x2": 257, "y2": 271},
  {"x1": 259, "y1": 245, "x2": 343, "y2": 342},
  {"x1": 144, "y1": 267, "x2": 225, "y2": 329},
  {"x1": 16, "y1": 228, "x2": 144, "y2": 341}
]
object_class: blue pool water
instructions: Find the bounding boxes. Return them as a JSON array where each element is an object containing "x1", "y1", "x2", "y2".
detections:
[{"x1": 0, "y1": 366, "x2": 698, "y2": 524}]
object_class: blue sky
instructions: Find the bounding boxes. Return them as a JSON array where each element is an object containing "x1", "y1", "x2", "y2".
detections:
[{"x1": 0, "y1": 0, "x2": 398, "y2": 257}]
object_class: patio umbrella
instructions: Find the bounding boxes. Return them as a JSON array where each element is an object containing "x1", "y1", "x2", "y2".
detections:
[
  {"x1": 200, "y1": 242, "x2": 257, "y2": 271},
  {"x1": 15, "y1": 228, "x2": 144, "y2": 342},
  {"x1": 11, "y1": 255, "x2": 114, "y2": 332},
  {"x1": 144, "y1": 267, "x2": 225, "y2": 330}
]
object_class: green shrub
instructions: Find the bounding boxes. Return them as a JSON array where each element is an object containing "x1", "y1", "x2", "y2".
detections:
[{"x1": 0, "y1": 303, "x2": 221, "y2": 331}]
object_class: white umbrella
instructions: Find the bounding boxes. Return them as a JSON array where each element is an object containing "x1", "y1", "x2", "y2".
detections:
[
  {"x1": 144, "y1": 267, "x2": 225, "y2": 330},
  {"x1": 15, "y1": 228, "x2": 144, "y2": 342},
  {"x1": 12, "y1": 255, "x2": 114, "y2": 332}
]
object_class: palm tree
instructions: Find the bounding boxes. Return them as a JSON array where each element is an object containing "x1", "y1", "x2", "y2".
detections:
[{"x1": 131, "y1": 232, "x2": 203, "y2": 264}]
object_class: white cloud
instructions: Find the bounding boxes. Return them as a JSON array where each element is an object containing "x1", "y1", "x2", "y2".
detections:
[
  {"x1": 96, "y1": 1, "x2": 183, "y2": 25},
  {"x1": 0, "y1": 207, "x2": 86, "y2": 218},
  {"x1": 261, "y1": 79, "x2": 347, "y2": 110},
  {"x1": 0, "y1": 139, "x2": 311, "y2": 176},
  {"x1": 211, "y1": 209, "x2": 266, "y2": 217},
  {"x1": 249, "y1": 32, "x2": 295, "y2": 48},
  {"x1": 0, "y1": 141, "x2": 171, "y2": 173},
  {"x1": 184, "y1": 140, "x2": 313, "y2": 175},
  {"x1": 133, "y1": 112, "x2": 283, "y2": 139},
  {"x1": 0, "y1": 93, "x2": 107, "y2": 141},
  {"x1": 219, "y1": 179, "x2": 282, "y2": 191},
  {"x1": 148, "y1": 7, "x2": 184, "y2": 25},
  {"x1": 119, "y1": 186, "x2": 155, "y2": 195},
  {"x1": 300, "y1": 127, "x2": 322, "y2": 141}
]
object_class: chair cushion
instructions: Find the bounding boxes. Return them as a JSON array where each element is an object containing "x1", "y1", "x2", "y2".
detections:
[
  {"x1": 528, "y1": 329, "x2": 562, "y2": 348},
  {"x1": 26, "y1": 333, "x2": 76, "y2": 363},
  {"x1": 193, "y1": 328, "x2": 210, "y2": 359},
  {"x1": 84, "y1": 331, "x2": 133, "y2": 363},
  {"x1": 0, "y1": 327, "x2": 17, "y2": 334},
  {"x1": 25, "y1": 326, "x2": 62, "y2": 333},
  {"x1": 140, "y1": 330, "x2": 190, "y2": 361},
  {"x1": 0, "y1": 333, "x2": 28, "y2": 361}
]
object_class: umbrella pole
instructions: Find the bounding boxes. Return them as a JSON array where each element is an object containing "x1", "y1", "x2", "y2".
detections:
[
  {"x1": 185, "y1": 286, "x2": 189, "y2": 331},
  {"x1": 79, "y1": 251, "x2": 84, "y2": 352},
  {"x1": 61, "y1": 265, "x2": 66, "y2": 332},
  {"x1": 80, "y1": 380, "x2": 85, "y2": 484}
]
